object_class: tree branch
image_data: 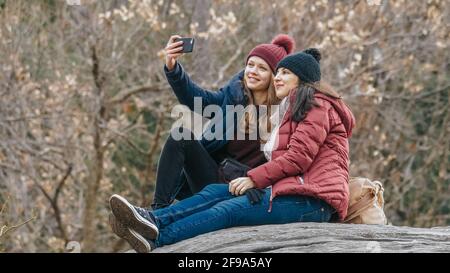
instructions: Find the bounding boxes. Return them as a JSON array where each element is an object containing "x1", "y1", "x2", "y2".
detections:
[
  {"x1": 34, "y1": 165, "x2": 72, "y2": 243},
  {"x1": 0, "y1": 216, "x2": 36, "y2": 239},
  {"x1": 212, "y1": 35, "x2": 251, "y2": 88},
  {"x1": 107, "y1": 84, "x2": 167, "y2": 105}
]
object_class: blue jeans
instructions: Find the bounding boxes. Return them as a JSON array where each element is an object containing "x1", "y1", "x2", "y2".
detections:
[{"x1": 152, "y1": 184, "x2": 333, "y2": 246}]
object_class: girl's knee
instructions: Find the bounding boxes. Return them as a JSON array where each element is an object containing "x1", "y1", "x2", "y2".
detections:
[
  {"x1": 196, "y1": 184, "x2": 231, "y2": 201},
  {"x1": 168, "y1": 127, "x2": 195, "y2": 143},
  {"x1": 201, "y1": 183, "x2": 229, "y2": 194}
]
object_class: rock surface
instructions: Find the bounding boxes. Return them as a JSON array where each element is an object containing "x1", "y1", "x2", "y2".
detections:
[{"x1": 151, "y1": 222, "x2": 450, "y2": 253}]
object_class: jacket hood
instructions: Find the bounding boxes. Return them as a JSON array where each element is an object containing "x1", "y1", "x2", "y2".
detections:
[
  {"x1": 315, "y1": 92, "x2": 355, "y2": 138},
  {"x1": 288, "y1": 90, "x2": 355, "y2": 138}
]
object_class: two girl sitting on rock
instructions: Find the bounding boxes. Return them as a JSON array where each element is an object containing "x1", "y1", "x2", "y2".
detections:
[{"x1": 108, "y1": 34, "x2": 355, "y2": 253}]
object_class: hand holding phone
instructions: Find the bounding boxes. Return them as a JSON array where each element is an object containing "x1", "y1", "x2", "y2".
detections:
[
  {"x1": 165, "y1": 35, "x2": 195, "y2": 71},
  {"x1": 174, "y1": 37, "x2": 195, "y2": 53}
]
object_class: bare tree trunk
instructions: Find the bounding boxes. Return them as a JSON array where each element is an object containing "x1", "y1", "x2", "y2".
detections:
[{"x1": 82, "y1": 45, "x2": 106, "y2": 252}]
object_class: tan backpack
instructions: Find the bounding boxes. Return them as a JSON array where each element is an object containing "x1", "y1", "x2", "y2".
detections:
[{"x1": 344, "y1": 177, "x2": 388, "y2": 225}]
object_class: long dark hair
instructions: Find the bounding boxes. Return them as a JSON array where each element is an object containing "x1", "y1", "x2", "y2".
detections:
[
  {"x1": 291, "y1": 84, "x2": 319, "y2": 122},
  {"x1": 291, "y1": 81, "x2": 342, "y2": 122}
]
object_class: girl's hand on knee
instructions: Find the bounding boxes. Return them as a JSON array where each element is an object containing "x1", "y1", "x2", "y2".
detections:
[{"x1": 229, "y1": 177, "x2": 256, "y2": 196}]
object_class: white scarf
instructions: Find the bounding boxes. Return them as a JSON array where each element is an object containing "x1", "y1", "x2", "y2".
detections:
[{"x1": 263, "y1": 96, "x2": 290, "y2": 161}]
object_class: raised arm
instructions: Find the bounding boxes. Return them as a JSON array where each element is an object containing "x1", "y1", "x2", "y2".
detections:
[{"x1": 164, "y1": 35, "x2": 225, "y2": 111}]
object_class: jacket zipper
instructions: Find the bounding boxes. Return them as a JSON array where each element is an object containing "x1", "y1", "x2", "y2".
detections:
[
  {"x1": 268, "y1": 186, "x2": 274, "y2": 212},
  {"x1": 298, "y1": 175, "x2": 304, "y2": 184}
]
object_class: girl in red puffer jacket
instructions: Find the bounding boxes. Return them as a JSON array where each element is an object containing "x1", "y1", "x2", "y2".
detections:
[{"x1": 247, "y1": 48, "x2": 355, "y2": 222}]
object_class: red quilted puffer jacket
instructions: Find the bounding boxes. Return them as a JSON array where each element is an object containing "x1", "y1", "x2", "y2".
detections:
[{"x1": 247, "y1": 90, "x2": 355, "y2": 221}]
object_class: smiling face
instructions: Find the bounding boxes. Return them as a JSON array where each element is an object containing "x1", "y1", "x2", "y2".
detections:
[
  {"x1": 274, "y1": 67, "x2": 300, "y2": 99},
  {"x1": 244, "y1": 56, "x2": 273, "y2": 92}
]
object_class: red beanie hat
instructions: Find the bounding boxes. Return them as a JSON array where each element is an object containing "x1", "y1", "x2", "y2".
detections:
[{"x1": 246, "y1": 34, "x2": 296, "y2": 73}]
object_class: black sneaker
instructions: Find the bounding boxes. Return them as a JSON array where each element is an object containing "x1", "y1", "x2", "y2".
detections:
[
  {"x1": 109, "y1": 213, "x2": 155, "y2": 253},
  {"x1": 109, "y1": 194, "x2": 159, "y2": 240}
]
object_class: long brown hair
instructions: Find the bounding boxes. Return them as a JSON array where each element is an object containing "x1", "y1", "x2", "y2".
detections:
[{"x1": 239, "y1": 73, "x2": 280, "y2": 142}]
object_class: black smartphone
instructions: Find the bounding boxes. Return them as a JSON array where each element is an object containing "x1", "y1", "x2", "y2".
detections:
[{"x1": 174, "y1": 37, "x2": 195, "y2": 53}]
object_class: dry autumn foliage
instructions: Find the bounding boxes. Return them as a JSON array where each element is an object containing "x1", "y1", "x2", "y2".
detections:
[{"x1": 0, "y1": 0, "x2": 448, "y2": 252}]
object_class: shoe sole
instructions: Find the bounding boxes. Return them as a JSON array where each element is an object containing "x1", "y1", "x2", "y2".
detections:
[
  {"x1": 109, "y1": 213, "x2": 151, "y2": 253},
  {"x1": 109, "y1": 194, "x2": 159, "y2": 240}
]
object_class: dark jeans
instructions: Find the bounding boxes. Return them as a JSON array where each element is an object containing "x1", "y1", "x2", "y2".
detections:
[
  {"x1": 151, "y1": 128, "x2": 222, "y2": 210},
  {"x1": 152, "y1": 184, "x2": 333, "y2": 246}
]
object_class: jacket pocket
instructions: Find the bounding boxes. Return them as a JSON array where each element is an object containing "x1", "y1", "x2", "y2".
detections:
[
  {"x1": 299, "y1": 203, "x2": 331, "y2": 222},
  {"x1": 299, "y1": 209, "x2": 322, "y2": 222}
]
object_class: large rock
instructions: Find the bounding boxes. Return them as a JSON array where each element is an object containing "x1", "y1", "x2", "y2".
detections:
[{"x1": 152, "y1": 223, "x2": 450, "y2": 253}]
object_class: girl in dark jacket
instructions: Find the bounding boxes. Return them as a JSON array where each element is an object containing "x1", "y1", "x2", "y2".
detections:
[
  {"x1": 151, "y1": 34, "x2": 295, "y2": 209},
  {"x1": 108, "y1": 49, "x2": 356, "y2": 253}
]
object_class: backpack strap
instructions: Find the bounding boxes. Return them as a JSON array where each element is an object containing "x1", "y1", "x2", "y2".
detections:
[{"x1": 344, "y1": 193, "x2": 377, "y2": 223}]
